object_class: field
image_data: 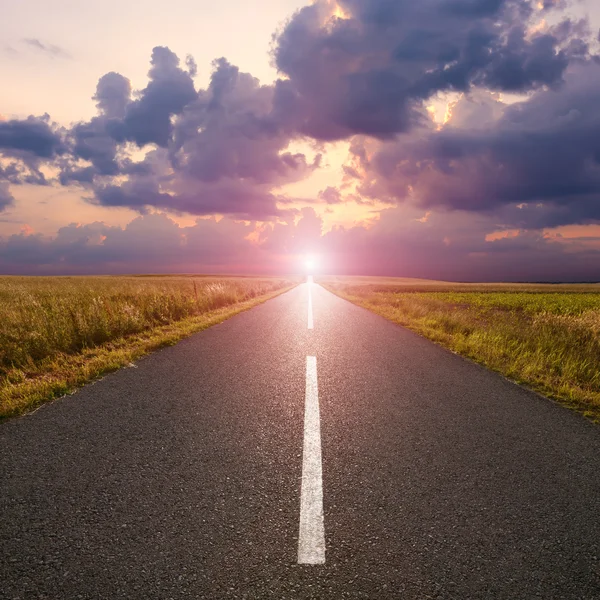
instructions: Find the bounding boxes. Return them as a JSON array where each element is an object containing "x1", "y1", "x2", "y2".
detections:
[
  {"x1": 319, "y1": 276, "x2": 600, "y2": 422},
  {"x1": 0, "y1": 275, "x2": 297, "y2": 419}
]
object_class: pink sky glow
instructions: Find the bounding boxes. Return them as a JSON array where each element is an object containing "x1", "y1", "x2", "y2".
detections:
[{"x1": 1, "y1": 0, "x2": 600, "y2": 281}]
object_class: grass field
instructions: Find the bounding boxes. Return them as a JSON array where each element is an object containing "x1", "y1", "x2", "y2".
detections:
[
  {"x1": 0, "y1": 275, "x2": 297, "y2": 420},
  {"x1": 319, "y1": 276, "x2": 600, "y2": 423}
]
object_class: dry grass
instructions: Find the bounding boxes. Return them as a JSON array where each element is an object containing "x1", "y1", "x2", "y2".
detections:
[
  {"x1": 319, "y1": 276, "x2": 600, "y2": 423},
  {"x1": 0, "y1": 275, "x2": 297, "y2": 420}
]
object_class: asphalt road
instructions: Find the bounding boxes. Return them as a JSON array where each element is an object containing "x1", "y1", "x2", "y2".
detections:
[{"x1": 1, "y1": 281, "x2": 599, "y2": 599}]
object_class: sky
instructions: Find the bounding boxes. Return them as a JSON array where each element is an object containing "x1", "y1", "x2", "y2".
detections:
[{"x1": 1, "y1": 0, "x2": 600, "y2": 280}]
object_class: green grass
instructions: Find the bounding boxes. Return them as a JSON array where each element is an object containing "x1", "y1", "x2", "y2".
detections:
[
  {"x1": 319, "y1": 276, "x2": 600, "y2": 423},
  {"x1": 0, "y1": 275, "x2": 298, "y2": 420}
]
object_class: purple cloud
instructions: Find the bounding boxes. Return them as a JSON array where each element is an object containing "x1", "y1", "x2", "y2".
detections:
[
  {"x1": 320, "y1": 205, "x2": 600, "y2": 281},
  {"x1": 94, "y1": 72, "x2": 132, "y2": 119},
  {"x1": 0, "y1": 214, "x2": 260, "y2": 274},
  {"x1": 1, "y1": 0, "x2": 598, "y2": 251},
  {"x1": 318, "y1": 187, "x2": 343, "y2": 204},
  {"x1": 69, "y1": 55, "x2": 321, "y2": 218},
  {"x1": 347, "y1": 61, "x2": 600, "y2": 227},
  {"x1": 122, "y1": 47, "x2": 197, "y2": 148},
  {"x1": 0, "y1": 183, "x2": 14, "y2": 212},
  {"x1": 0, "y1": 115, "x2": 65, "y2": 186},
  {"x1": 0, "y1": 115, "x2": 64, "y2": 158},
  {"x1": 1, "y1": 208, "x2": 599, "y2": 280},
  {"x1": 272, "y1": 0, "x2": 588, "y2": 140}
]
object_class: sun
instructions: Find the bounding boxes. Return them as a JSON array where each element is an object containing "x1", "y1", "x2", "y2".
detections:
[{"x1": 304, "y1": 254, "x2": 317, "y2": 273}]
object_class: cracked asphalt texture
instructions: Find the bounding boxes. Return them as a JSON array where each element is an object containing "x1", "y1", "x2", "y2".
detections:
[{"x1": 1, "y1": 282, "x2": 599, "y2": 599}]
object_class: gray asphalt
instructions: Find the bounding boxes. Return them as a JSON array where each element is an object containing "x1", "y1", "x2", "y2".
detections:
[{"x1": 1, "y1": 282, "x2": 599, "y2": 599}]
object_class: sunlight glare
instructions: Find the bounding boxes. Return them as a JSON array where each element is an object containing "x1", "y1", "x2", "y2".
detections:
[{"x1": 304, "y1": 254, "x2": 317, "y2": 273}]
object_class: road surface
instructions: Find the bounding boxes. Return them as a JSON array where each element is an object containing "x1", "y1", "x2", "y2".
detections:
[{"x1": 2, "y1": 281, "x2": 599, "y2": 599}]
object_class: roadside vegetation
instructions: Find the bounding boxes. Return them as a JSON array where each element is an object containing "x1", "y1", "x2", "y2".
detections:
[
  {"x1": 319, "y1": 277, "x2": 600, "y2": 423},
  {"x1": 0, "y1": 275, "x2": 297, "y2": 420}
]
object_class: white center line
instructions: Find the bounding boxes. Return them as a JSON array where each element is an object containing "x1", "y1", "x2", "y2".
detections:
[
  {"x1": 298, "y1": 356, "x2": 325, "y2": 565},
  {"x1": 307, "y1": 283, "x2": 314, "y2": 330}
]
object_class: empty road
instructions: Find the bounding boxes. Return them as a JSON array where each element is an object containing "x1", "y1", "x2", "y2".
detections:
[{"x1": 2, "y1": 281, "x2": 599, "y2": 599}]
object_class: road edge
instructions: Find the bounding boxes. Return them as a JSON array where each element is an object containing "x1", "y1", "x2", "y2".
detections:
[
  {"x1": 0, "y1": 284, "x2": 298, "y2": 422},
  {"x1": 322, "y1": 285, "x2": 600, "y2": 426}
]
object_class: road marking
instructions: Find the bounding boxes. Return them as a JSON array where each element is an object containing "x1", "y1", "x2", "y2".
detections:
[
  {"x1": 307, "y1": 283, "x2": 314, "y2": 330},
  {"x1": 298, "y1": 356, "x2": 325, "y2": 565}
]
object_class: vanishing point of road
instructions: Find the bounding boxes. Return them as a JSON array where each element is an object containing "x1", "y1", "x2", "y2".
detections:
[{"x1": 1, "y1": 281, "x2": 599, "y2": 599}]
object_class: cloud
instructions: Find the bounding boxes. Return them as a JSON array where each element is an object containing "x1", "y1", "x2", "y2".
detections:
[
  {"x1": 0, "y1": 115, "x2": 65, "y2": 158},
  {"x1": 92, "y1": 176, "x2": 287, "y2": 219},
  {"x1": 0, "y1": 210, "x2": 323, "y2": 274},
  {"x1": 348, "y1": 61, "x2": 600, "y2": 228},
  {"x1": 320, "y1": 204, "x2": 600, "y2": 281},
  {"x1": 22, "y1": 38, "x2": 70, "y2": 59},
  {"x1": 1, "y1": 0, "x2": 599, "y2": 279},
  {"x1": 0, "y1": 115, "x2": 65, "y2": 186},
  {"x1": 1, "y1": 208, "x2": 599, "y2": 281},
  {"x1": 272, "y1": 0, "x2": 588, "y2": 140},
  {"x1": 0, "y1": 161, "x2": 48, "y2": 185},
  {"x1": 64, "y1": 118, "x2": 121, "y2": 179},
  {"x1": 94, "y1": 72, "x2": 132, "y2": 119},
  {"x1": 59, "y1": 74, "x2": 131, "y2": 184},
  {"x1": 7, "y1": 4, "x2": 597, "y2": 223},
  {"x1": 62, "y1": 47, "x2": 196, "y2": 180},
  {"x1": 122, "y1": 46, "x2": 197, "y2": 148},
  {"x1": 63, "y1": 54, "x2": 320, "y2": 218},
  {"x1": 169, "y1": 58, "x2": 318, "y2": 187},
  {"x1": 0, "y1": 183, "x2": 14, "y2": 212},
  {"x1": 0, "y1": 213, "x2": 262, "y2": 274},
  {"x1": 318, "y1": 186, "x2": 343, "y2": 204}
]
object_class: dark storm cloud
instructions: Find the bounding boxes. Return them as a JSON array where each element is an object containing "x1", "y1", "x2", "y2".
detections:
[
  {"x1": 351, "y1": 62, "x2": 600, "y2": 228},
  {"x1": 272, "y1": 0, "x2": 588, "y2": 140}
]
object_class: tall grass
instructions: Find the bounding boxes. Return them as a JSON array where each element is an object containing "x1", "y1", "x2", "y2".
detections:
[
  {"x1": 321, "y1": 279, "x2": 600, "y2": 422},
  {"x1": 0, "y1": 275, "x2": 295, "y2": 418}
]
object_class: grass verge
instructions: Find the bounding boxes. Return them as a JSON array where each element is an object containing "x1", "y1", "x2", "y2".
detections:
[
  {"x1": 320, "y1": 276, "x2": 600, "y2": 423},
  {"x1": 1, "y1": 277, "x2": 296, "y2": 420}
]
